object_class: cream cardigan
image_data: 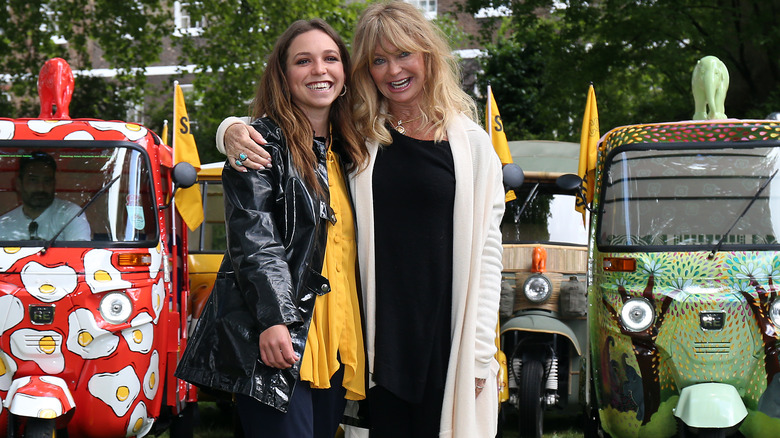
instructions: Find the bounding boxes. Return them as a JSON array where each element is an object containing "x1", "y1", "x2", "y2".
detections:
[{"x1": 350, "y1": 114, "x2": 505, "y2": 437}]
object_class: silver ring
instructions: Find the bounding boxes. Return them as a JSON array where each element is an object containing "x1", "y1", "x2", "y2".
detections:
[
  {"x1": 235, "y1": 159, "x2": 243, "y2": 166},
  {"x1": 239, "y1": 153, "x2": 248, "y2": 160}
]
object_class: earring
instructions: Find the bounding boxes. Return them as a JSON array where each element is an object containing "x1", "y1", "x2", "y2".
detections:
[{"x1": 339, "y1": 85, "x2": 347, "y2": 97}]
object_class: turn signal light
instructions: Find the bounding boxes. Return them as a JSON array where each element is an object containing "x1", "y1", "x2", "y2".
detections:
[
  {"x1": 117, "y1": 253, "x2": 152, "y2": 266},
  {"x1": 603, "y1": 257, "x2": 636, "y2": 272}
]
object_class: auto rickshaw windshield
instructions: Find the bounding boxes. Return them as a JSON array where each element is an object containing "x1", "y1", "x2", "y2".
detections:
[
  {"x1": 0, "y1": 145, "x2": 158, "y2": 246},
  {"x1": 503, "y1": 185, "x2": 588, "y2": 245},
  {"x1": 597, "y1": 141, "x2": 780, "y2": 250}
]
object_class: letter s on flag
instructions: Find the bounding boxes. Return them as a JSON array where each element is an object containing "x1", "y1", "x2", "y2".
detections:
[{"x1": 179, "y1": 116, "x2": 189, "y2": 134}]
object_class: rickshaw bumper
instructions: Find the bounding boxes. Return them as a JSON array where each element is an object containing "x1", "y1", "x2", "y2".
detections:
[
  {"x1": 501, "y1": 313, "x2": 583, "y2": 356},
  {"x1": 674, "y1": 382, "x2": 748, "y2": 428},
  {"x1": 3, "y1": 376, "x2": 75, "y2": 418}
]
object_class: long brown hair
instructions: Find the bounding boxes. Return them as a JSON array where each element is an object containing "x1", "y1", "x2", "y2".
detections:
[
  {"x1": 351, "y1": 1, "x2": 477, "y2": 145},
  {"x1": 251, "y1": 19, "x2": 366, "y2": 193}
]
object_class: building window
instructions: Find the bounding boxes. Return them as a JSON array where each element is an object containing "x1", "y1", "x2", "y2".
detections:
[
  {"x1": 406, "y1": 0, "x2": 437, "y2": 19},
  {"x1": 174, "y1": 1, "x2": 205, "y2": 36}
]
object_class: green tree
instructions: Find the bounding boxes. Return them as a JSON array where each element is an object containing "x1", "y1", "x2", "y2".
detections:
[
  {"x1": 465, "y1": 0, "x2": 780, "y2": 141},
  {"x1": 0, "y1": 0, "x2": 171, "y2": 118}
]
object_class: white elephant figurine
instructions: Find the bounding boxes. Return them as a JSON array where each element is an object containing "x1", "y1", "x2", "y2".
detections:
[{"x1": 692, "y1": 55, "x2": 729, "y2": 120}]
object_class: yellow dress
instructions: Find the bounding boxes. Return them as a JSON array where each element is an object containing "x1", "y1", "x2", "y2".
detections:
[{"x1": 299, "y1": 148, "x2": 366, "y2": 400}]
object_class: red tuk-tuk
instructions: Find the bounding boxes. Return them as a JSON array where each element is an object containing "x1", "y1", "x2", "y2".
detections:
[{"x1": 0, "y1": 58, "x2": 197, "y2": 437}]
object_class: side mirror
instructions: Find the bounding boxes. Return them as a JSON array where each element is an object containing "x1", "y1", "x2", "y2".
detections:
[
  {"x1": 556, "y1": 173, "x2": 583, "y2": 191},
  {"x1": 161, "y1": 162, "x2": 198, "y2": 210},
  {"x1": 173, "y1": 162, "x2": 197, "y2": 189},
  {"x1": 503, "y1": 163, "x2": 524, "y2": 189}
]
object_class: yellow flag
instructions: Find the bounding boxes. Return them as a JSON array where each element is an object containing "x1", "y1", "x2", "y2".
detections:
[
  {"x1": 173, "y1": 82, "x2": 203, "y2": 231},
  {"x1": 575, "y1": 84, "x2": 599, "y2": 225},
  {"x1": 161, "y1": 119, "x2": 168, "y2": 145},
  {"x1": 486, "y1": 85, "x2": 516, "y2": 202}
]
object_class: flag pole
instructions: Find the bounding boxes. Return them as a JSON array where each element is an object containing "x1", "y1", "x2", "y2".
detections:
[
  {"x1": 486, "y1": 83, "x2": 493, "y2": 143},
  {"x1": 171, "y1": 81, "x2": 178, "y2": 238}
]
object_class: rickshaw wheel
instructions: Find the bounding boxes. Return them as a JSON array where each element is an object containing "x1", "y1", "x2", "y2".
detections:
[
  {"x1": 24, "y1": 418, "x2": 56, "y2": 438},
  {"x1": 518, "y1": 359, "x2": 544, "y2": 438},
  {"x1": 678, "y1": 425, "x2": 727, "y2": 438},
  {"x1": 169, "y1": 402, "x2": 198, "y2": 438}
]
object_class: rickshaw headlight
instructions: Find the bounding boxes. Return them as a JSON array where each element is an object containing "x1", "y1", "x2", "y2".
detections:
[
  {"x1": 99, "y1": 292, "x2": 133, "y2": 324},
  {"x1": 523, "y1": 274, "x2": 553, "y2": 303},
  {"x1": 770, "y1": 298, "x2": 780, "y2": 328},
  {"x1": 620, "y1": 297, "x2": 655, "y2": 332}
]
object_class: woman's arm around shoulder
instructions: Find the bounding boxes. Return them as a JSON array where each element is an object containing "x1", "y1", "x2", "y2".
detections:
[{"x1": 216, "y1": 116, "x2": 272, "y2": 171}]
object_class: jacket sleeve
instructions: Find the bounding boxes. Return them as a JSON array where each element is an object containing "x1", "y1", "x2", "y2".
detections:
[
  {"x1": 473, "y1": 131, "x2": 505, "y2": 378},
  {"x1": 222, "y1": 145, "x2": 301, "y2": 333}
]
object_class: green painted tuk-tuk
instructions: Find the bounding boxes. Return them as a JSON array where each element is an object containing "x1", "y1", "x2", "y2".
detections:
[{"x1": 585, "y1": 119, "x2": 780, "y2": 438}]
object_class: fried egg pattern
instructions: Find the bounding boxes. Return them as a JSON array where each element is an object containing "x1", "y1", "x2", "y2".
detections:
[
  {"x1": 20, "y1": 261, "x2": 77, "y2": 303},
  {"x1": 63, "y1": 130, "x2": 95, "y2": 141},
  {"x1": 0, "y1": 350, "x2": 18, "y2": 392},
  {"x1": 89, "y1": 121, "x2": 148, "y2": 141},
  {"x1": 121, "y1": 313, "x2": 153, "y2": 354},
  {"x1": 126, "y1": 401, "x2": 154, "y2": 438},
  {"x1": 84, "y1": 249, "x2": 132, "y2": 294},
  {"x1": 87, "y1": 365, "x2": 140, "y2": 417},
  {"x1": 0, "y1": 247, "x2": 43, "y2": 271},
  {"x1": 66, "y1": 308, "x2": 119, "y2": 359},
  {"x1": 142, "y1": 350, "x2": 159, "y2": 400},
  {"x1": 27, "y1": 119, "x2": 72, "y2": 134},
  {"x1": 151, "y1": 278, "x2": 166, "y2": 324},
  {"x1": 0, "y1": 120, "x2": 13, "y2": 139},
  {"x1": 9, "y1": 329, "x2": 64, "y2": 374},
  {"x1": 0, "y1": 294, "x2": 24, "y2": 336},
  {"x1": 149, "y1": 242, "x2": 162, "y2": 279}
]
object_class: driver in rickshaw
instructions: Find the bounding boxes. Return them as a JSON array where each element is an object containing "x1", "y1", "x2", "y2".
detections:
[{"x1": 0, "y1": 151, "x2": 90, "y2": 241}]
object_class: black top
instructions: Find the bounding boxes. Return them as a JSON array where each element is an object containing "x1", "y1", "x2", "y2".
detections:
[{"x1": 372, "y1": 129, "x2": 455, "y2": 403}]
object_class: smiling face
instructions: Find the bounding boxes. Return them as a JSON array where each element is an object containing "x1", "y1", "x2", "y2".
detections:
[
  {"x1": 369, "y1": 39, "x2": 426, "y2": 111},
  {"x1": 285, "y1": 29, "x2": 345, "y2": 119}
]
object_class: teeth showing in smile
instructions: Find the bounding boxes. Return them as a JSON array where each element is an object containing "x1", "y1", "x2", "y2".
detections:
[
  {"x1": 390, "y1": 78, "x2": 410, "y2": 88},
  {"x1": 307, "y1": 82, "x2": 332, "y2": 91}
]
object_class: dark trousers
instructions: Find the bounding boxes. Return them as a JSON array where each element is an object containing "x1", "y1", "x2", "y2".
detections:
[
  {"x1": 236, "y1": 365, "x2": 347, "y2": 438},
  {"x1": 368, "y1": 383, "x2": 444, "y2": 438}
]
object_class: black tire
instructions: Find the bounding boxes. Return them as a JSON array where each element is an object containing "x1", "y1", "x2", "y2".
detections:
[
  {"x1": 25, "y1": 418, "x2": 56, "y2": 438},
  {"x1": 169, "y1": 402, "x2": 198, "y2": 438},
  {"x1": 518, "y1": 359, "x2": 545, "y2": 438},
  {"x1": 679, "y1": 427, "x2": 726, "y2": 438}
]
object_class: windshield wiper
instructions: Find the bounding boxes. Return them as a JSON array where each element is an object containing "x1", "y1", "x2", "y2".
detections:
[
  {"x1": 708, "y1": 169, "x2": 778, "y2": 259},
  {"x1": 42, "y1": 175, "x2": 121, "y2": 253}
]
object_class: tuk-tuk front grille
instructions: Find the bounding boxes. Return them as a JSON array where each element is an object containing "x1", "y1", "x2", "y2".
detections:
[{"x1": 692, "y1": 342, "x2": 730, "y2": 354}]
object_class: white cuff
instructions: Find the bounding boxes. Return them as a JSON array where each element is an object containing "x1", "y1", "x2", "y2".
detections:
[{"x1": 215, "y1": 116, "x2": 249, "y2": 155}]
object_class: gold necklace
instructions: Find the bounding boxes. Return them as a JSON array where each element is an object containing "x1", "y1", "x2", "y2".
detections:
[{"x1": 392, "y1": 114, "x2": 423, "y2": 135}]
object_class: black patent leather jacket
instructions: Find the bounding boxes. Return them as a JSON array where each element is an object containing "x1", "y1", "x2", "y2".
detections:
[{"x1": 175, "y1": 117, "x2": 335, "y2": 412}]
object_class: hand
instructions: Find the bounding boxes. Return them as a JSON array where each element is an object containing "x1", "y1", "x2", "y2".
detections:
[
  {"x1": 259, "y1": 324, "x2": 299, "y2": 369},
  {"x1": 475, "y1": 377, "x2": 487, "y2": 398},
  {"x1": 227, "y1": 123, "x2": 271, "y2": 172}
]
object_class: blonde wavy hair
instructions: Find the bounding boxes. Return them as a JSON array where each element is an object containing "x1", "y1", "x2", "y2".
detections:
[{"x1": 351, "y1": 1, "x2": 478, "y2": 145}]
